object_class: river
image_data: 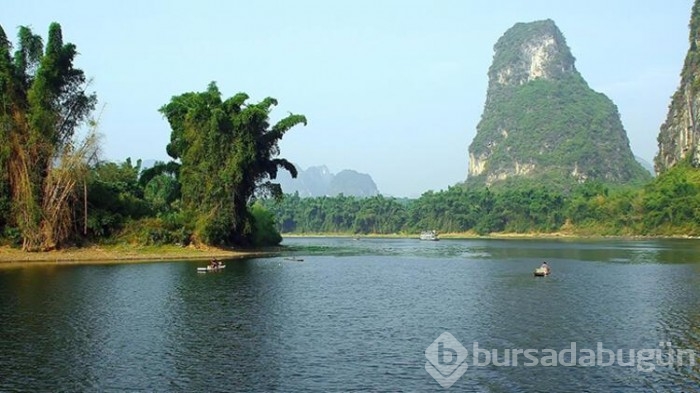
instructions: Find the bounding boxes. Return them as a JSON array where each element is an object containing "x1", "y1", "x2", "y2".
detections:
[{"x1": 1, "y1": 237, "x2": 699, "y2": 391}]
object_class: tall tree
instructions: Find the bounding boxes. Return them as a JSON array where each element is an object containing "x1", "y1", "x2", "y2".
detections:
[
  {"x1": 0, "y1": 25, "x2": 16, "y2": 233},
  {"x1": 160, "y1": 82, "x2": 305, "y2": 246},
  {"x1": 0, "y1": 22, "x2": 96, "y2": 250}
]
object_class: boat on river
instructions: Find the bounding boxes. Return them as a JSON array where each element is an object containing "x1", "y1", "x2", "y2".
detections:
[
  {"x1": 419, "y1": 230, "x2": 439, "y2": 241},
  {"x1": 533, "y1": 267, "x2": 550, "y2": 276},
  {"x1": 197, "y1": 265, "x2": 226, "y2": 273}
]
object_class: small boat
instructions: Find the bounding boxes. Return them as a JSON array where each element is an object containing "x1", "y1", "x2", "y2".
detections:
[
  {"x1": 420, "y1": 230, "x2": 439, "y2": 241},
  {"x1": 284, "y1": 257, "x2": 304, "y2": 262},
  {"x1": 197, "y1": 264, "x2": 226, "y2": 273},
  {"x1": 533, "y1": 267, "x2": 550, "y2": 277}
]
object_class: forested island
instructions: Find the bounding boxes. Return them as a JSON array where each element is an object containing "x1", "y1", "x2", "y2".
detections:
[{"x1": 1, "y1": 16, "x2": 700, "y2": 257}]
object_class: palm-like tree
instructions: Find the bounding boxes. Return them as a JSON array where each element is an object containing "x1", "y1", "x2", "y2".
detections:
[{"x1": 160, "y1": 82, "x2": 306, "y2": 246}]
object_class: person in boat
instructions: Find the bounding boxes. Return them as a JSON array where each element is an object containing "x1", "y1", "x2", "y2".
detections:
[
  {"x1": 540, "y1": 261, "x2": 550, "y2": 274},
  {"x1": 210, "y1": 257, "x2": 219, "y2": 269}
]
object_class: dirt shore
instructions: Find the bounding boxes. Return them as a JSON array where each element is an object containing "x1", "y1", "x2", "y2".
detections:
[
  {"x1": 2, "y1": 232, "x2": 694, "y2": 266},
  {"x1": 0, "y1": 244, "x2": 279, "y2": 266}
]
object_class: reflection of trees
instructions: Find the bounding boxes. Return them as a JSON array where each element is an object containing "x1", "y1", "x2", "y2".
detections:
[{"x1": 168, "y1": 259, "x2": 285, "y2": 390}]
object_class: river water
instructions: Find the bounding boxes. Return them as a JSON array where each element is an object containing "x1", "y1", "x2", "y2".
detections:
[{"x1": 1, "y1": 237, "x2": 699, "y2": 392}]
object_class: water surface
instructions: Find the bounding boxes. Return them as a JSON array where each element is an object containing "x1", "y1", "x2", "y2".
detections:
[{"x1": 1, "y1": 237, "x2": 699, "y2": 391}]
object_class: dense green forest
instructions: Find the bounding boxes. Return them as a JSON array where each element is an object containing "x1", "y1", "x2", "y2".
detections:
[
  {"x1": 261, "y1": 160, "x2": 700, "y2": 238},
  {"x1": 1, "y1": 22, "x2": 700, "y2": 252},
  {"x1": 0, "y1": 23, "x2": 304, "y2": 250}
]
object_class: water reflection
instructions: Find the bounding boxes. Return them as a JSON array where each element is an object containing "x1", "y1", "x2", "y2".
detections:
[{"x1": 0, "y1": 238, "x2": 698, "y2": 391}]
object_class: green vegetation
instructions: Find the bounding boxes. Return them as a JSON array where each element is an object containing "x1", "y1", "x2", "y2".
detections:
[
  {"x1": 0, "y1": 22, "x2": 97, "y2": 250},
  {"x1": 262, "y1": 164, "x2": 700, "y2": 237},
  {"x1": 159, "y1": 82, "x2": 306, "y2": 246},
  {"x1": 0, "y1": 23, "x2": 303, "y2": 249},
  {"x1": 83, "y1": 83, "x2": 307, "y2": 248},
  {"x1": 1, "y1": 20, "x2": 699, "y2": 253}
]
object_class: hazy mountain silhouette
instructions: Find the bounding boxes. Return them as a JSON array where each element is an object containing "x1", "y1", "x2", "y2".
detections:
[{"x1": 276, "y1": 165, "x2": 379, "y2": 197}]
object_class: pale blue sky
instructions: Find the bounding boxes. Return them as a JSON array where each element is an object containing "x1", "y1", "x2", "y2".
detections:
[{"x1": 3, "y1": 0, "x2": 693, "y2": 197}]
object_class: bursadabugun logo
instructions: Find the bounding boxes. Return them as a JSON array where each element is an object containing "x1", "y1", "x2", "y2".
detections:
[
  {"x1": 425, "y1": 332, "x2": 697, "y2": 389},
  {"x1": 424, "y1": 332, "x2": 469, "y2": 388}
]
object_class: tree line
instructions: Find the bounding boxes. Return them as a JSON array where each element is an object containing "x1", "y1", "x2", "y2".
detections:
[{"x1": 261, "y1": 161, "x2": 700, "y2": 237}]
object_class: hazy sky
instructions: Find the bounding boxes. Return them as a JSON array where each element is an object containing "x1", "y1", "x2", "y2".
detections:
[{"x1": 3, "y1": 0, "x2": 694, "y2": 197}]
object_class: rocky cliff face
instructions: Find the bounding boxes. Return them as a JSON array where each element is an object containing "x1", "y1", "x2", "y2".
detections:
[
  {"x1": 486, "y1": 20, "x2": 575, "y2": 90},
  {"x1": 468, "y1": 19, "x2": 650, "y2": 187},
  {"x1": 655, "y1": 1, "x2": 700, "y2": 173}
]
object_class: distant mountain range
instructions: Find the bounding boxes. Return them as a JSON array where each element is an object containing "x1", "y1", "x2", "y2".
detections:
[
  {"x1": 275, "y1": 165, "x2": 379, "y2": 197},
  {"x1": 635, "y1": 156, "x2": 655, "y2": 176},
  {"x1": 137, "y1": 160, "x2": 379, "y2": 197}
]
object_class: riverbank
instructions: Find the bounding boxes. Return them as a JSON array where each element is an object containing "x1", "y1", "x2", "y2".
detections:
[
  {"x1": 0, "y1": 244, "x2": 279, "y2": 265},
  {"x1": 3, "y1": 231, "x2": 697, "y2": 265},
  {"x1": 281, "y1": 231, "x2": 580, "y2": 239},
  {"x1": 281, "y1": 231, "x2": 700, "y2": 240}
]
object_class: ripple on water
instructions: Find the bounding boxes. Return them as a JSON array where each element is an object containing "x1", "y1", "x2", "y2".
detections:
[{"x1": 1, "y1": 238, "x2": 700, "y2": 391}]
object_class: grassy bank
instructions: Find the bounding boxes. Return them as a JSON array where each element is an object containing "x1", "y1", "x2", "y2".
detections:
[
  {"x1": 0, "y1": 244, "x2": 279, "y2": 265},
  {"x1": 3, "y1": 231, "x2": 696, "y2": 266}
]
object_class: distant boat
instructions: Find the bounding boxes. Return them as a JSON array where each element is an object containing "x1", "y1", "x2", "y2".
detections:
[
  {"x1": 284, "y1": 257, "x2": 304, "y2": 262},
  {"x1": 420, "y1": 230, "x2": 439, "y2": 241},
  {"x1": 197, "y1": 264, "x2": 226, "y2": 273},
  {"x1": 533, "y1": 266, "x2": 550, "y2": 277}
]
